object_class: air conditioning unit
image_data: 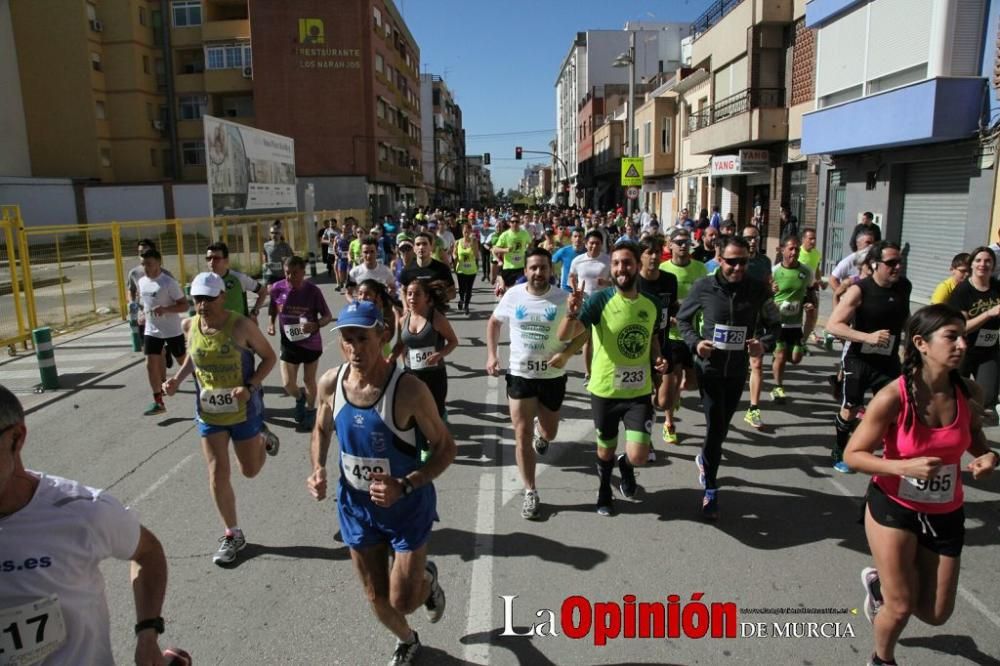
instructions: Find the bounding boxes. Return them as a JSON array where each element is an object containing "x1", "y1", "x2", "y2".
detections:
[
  {"x1": 242, "y1": 66, "x2": 253, "y2": 79},
  {"x1": 152, "y1": 120, "x2": 164, "y2": 131},
  {"x1": 90, "y1": 19, "x2": 104, "y2": 32}
]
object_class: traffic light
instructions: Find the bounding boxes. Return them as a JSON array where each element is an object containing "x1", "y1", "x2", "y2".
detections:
[
  {"x1": 515, "y1": 146, "x2": 523, "y2": 160},
  {"x1": 483, "y1": 152, "x2": 491, "y2": 165}
]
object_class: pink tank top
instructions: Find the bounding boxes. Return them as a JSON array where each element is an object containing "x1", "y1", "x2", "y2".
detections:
[{"x1": 874, "y1": 376, "x2": 968, "y2": 514}]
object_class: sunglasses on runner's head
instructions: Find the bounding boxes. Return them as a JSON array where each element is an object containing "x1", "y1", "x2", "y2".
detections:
[
  {"x1": 721, "y1": 257, "x2": 748, "y2": 267},
  {"x1": 193, "y1": 294, "x2": 219, "y2": 303},
  {"x1": 879, "y1": 259, "x2": 902, "y2": 268}
]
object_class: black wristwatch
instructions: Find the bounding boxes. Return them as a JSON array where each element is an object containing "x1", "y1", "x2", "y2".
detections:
[
  {"x1": 399, "y1": 477, "x2": 415, "y2": 497},
  {"x1": 134, "y1": 617, "x2": 165, "y2": 636}
]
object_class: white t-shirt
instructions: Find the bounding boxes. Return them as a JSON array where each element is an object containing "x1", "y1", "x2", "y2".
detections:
[
  {"x1": 349, "y1": 263, "x2": 396, "y2": 289},
  {"x1": 831, "y1": 249, "x2": 867, "y2": 281},
  {"x1": 438, "y1": 230, "x2": 456, "y2": 253},
  {"x1": 569, "y1": 253, "x2": 611, "y2": 295},
  {"x1": 0, "y1": 473, "x2": 141, "y2": 666},
  {"x1": 493, "y1": 284, "x2": 569, "y2": 379},
  {"x1": 137, "y1": 272, "x2": 185, "y2": 338}
]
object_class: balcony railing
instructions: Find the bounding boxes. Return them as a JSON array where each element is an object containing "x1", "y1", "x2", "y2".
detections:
[
  {"x1": 691, "y1": 0, "x2": 745, "y2": 40},
  {"x1": 687, "y1": 88, "x2": 784, "y2": 133}
]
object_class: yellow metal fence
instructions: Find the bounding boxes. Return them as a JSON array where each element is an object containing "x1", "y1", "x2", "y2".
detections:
[{"x1": 0, "y1": 205, "x2": 368, "y2": 350}]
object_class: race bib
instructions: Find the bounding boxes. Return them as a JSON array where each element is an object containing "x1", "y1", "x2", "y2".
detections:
[
  {"x1": 0, "y1": 595, "x2": 67, "y2": 665},
  {"x1": 861, "y1": 334, "x2": 895, "y2": 356},
  {"x1": 341, "y1": 452, "x2": 390, "y2": 492},
  {"x1": 779, "y1": 300, "x2": 802, "y2": 317},
  {"x1": 518, "y1": 357, "x2": 550, "y2": 377},
  {"x1": 509, "y1": 253, "x2": 523, "y2": 265},
  {"x1": 283, "y1": 323, "x2": 311, "y2": 342},
  {"x1": 660, "y1": 307, "x2": 670, "y2": 330},
  {"x1": 460, "y1": 260, "x2": 475, "y2": 272},
  {"x1": 898, "y1": 464, "x2": 957, "y2": 504},
  {"x1": 408, "y1": 347, "x2": 436, "y2": 370},
  {"x1": 614, "y1": 366, "x2": 647, "y2": 390},
  {"x1": 200, "y1": 388, "x2": 239, "y2": 414},
  {"x1": 976, "y1": 329, "x2": 999, "y2": 347},
  {"x1": 712, "y1": 324, "x2": 747, "y2": 351}
]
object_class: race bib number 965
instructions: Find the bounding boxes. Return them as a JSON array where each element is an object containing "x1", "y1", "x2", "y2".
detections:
[
  {"x1": 341, "y1": 453, "x2": 390, "y2": 492},
  {"x1": 898, "y1": 464, "x2": 957, "y2": 504},
  {"x1": 0, "y1": 596, "x2": 67, "y2": 665},
  {"x1": 200, "y1": 388, "x2": 238, "y2": 414},
  {"x1": 712, "y1": 324, "x2": 747, "y2": 351}
]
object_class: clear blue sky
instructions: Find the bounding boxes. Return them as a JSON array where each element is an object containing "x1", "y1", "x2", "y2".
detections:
[{"x1": 399, "y1": 0, "x2": 718, "y2": 192}]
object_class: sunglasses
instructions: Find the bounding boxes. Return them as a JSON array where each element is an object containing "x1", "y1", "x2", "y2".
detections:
[
  {"x1": 879, "y1": 259, "x2": 902, "y2": 268},
  {"x1": 742, "y1": 235, "x2": 759, "y2": 241},
  {"x1": 721, "y1": 257, "x2": 749, "y2": 267},
  {"x1": 193, "y1": 294, "x2": 219, "y2": 303},
  {"x1": 671, "y1": 239, "x2": 691, "y2": 246}
]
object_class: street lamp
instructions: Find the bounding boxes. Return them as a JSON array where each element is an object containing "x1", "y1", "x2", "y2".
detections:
[{"x1": 613, "y1": 30, "x2": 636, "y2": 218}]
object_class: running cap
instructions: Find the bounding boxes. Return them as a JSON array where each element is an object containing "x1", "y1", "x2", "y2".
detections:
[
  {"x1": 332, "y1": 301, "x2": 383, "y2": 330},
  {"x1": 190, "y1": 272, "x2": 225, "y2": 297},
  {"x1": 669, "y1": 228, "x2": 691, "y2": 241}
]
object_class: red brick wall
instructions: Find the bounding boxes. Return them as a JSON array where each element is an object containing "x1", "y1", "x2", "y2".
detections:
[{"x1": 790, "y1": 18, "x2": 815, "y2": 107}]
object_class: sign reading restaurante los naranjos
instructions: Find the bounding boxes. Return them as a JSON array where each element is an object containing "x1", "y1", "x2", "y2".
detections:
[{"x1": 295, "y1": 18, "x2": 361, "y2": 70}]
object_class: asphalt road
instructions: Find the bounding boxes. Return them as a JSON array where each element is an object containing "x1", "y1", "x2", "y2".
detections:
[{"x1": 15, "y1": 275, "x2": 1000, "y2": 665}]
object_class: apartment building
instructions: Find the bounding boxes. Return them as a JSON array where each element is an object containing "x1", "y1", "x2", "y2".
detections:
[
  {"x1": 464, "y1": 155, "x2": 494, "y2": 207},
  {"x1": 802, "y1": 0, "x2": 993, "y2": 299},
  {"x1": 633, "y1": 78, "x2": 680, "y2": 221},
  {"x1": 420, "y1": 74, "x2": 465, "y2": 208},
  {"x1": 6, "y1": 0, "x2": 423, "y2": 216}
]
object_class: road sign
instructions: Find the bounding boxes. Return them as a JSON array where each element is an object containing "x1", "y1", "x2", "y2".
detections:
[
  {"x1": 621, "y1": 157, "x2": 643, "y2": 187},
  {"x1": 626, "y1": 187, "x2": 640, "y2": 200}
]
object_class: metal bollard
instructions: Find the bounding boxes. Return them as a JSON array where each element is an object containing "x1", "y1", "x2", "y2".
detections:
[
  {"x1": 184, "y1": 285, "x2": 195, "y2": 317},
  {"x1": 128, "y1": 302, "x2": 143, "y2": 352},
  {"x1": 308, "y1": 251, "x2": 318, "y2": 278},
  {"x1": 32, "y1": 327, "x2": 59, "y2": 390}
]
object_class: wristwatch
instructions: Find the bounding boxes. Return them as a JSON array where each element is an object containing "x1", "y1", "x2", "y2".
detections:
[
  {"x1": 399, "y1": 477, "x2": 415, "y2": 496},
  {"x1": 134, "y1": 617, "x2": 165, "y2": 636},
  {"x1": 245, "y1": 383, "x2": 260, "y2": 395}
]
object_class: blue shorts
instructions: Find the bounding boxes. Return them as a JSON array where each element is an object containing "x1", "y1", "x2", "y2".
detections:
[
  {"x1": 336, "y1": 483, "x2": 437, "y2": 552},
  {"x1": 196, "y1": 412, "x2": 264, "y2": 442},
  {"x1": 337, "y1": 258, "x2": 349, "y2": 272}
]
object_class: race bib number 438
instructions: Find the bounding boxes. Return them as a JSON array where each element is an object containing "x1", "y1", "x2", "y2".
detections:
[
  {"x1": 0, "y1": 595, "x2": 67, "y2": 665},
  {"x1": 341, "y1": 453, "x2": 390, "y2": 492}
]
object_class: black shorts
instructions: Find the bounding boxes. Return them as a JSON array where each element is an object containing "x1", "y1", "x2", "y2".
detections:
[
  {"x1": 411, "y1": 366, "x2": 447, "y2": 416},
  {"x1": 775, "y1": 327, "x2": 804, "y2": 351},
  {"x1": 866, "y1": 481, "x2": 965, "y2": 557},
  {"x1": 500, "y1": 268, "x2": 522, "y2": 287},
  {"x1": 667, "y1": 339, "x2": 693, "y2": 370},
  {"x1": 144, "y1": 334, "x2": 185, "y2": 358},
  {"x1": 590, "y1": 394, "x2": 653, "y2": 447},
  {"x1": 804, "y1": 286, "x2": 819, "y2": 307},
  {"x1": 505, "y1": 374, "x2": 567, "y2": 412},
  {"x1": 280, "y1": 343, "x2": 322, "y2": 365},
  {"x1": 842, "y1": 355, "x2": 901, "y2": 409}
]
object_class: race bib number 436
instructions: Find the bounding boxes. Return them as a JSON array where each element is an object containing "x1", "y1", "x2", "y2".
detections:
[
  {"x1": 0, "y1": 595, "x2": 67, "y2": 665},
  {"x1": 712, "y1": 324, "x2": 747, "y2": 351},
  {"x1": 200, "y1": 388, "x2": 238, "y2": 414}
]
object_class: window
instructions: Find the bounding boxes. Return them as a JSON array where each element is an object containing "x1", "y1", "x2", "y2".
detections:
[
  {"x1": 660, "y1": 116, "x2": 671, "y2": 153},
  {"x1": 384, "y1": 21, "x2": 392, "y2": 38},
  {"x1": 378, "y1": 144, "x2": 388, "y2": 162},
  {"x1": 143, "y1": 55, "x2": 150, "y2": 74},
  {"x1": 221, "y1": 96, "x2": 253, "y2": 118},
  {"x1": 373, "y1": 6, "x2": 382, "y2": 27},
  {"x1": 150, "y1": 149, "x2": 158, "y2": 167},
  {"x1": 139, "y1": 6, "x2": 147, "y2": 25},
  {"x1": 100, "y1": 148, "x2": 112, "y2": 167},
  {"x1": 179, "y1": 49, "x2": 204, "y2": 74},
  {"x1": 375, "y1": 53, "x2": 383, "y2": 74},
  {"x1": 86, "y1": 3, "x2": 97, "y2": 21},
  {"x1": 172, "y1": 1, "x2": 201, "y2": 27},
  {"x1": 91, "y1": 52, "x2": 102, "y2": 71},
  {"x1": 206, "y1": 47, "x2": 224, "y2": 70},
  {"x1": 95, "y1": 100, "x2": 106, "y2": 119},
  {"x1": 178, "y1": 95, "x2": 207, "y2": 120},
  {"x1": 151, "y1": 9, "x2": 162, "y2": 45},
  {"x1": 642, "y1": 121, "x2": 651, "y2": 155},
  {"x1": 181, "y1": 141, "x2": 205, "y2": 166},
  {"x1": 205, "y1": 43, "x2": 251, "y2": 70},
  {"x1": 377, "y1": 98, "x2": 385, "y2": 119}
]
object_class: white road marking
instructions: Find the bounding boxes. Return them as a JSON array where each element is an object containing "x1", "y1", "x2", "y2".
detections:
[{"x1": 128, "y1": 452, "x2": 198, "y2": 508}]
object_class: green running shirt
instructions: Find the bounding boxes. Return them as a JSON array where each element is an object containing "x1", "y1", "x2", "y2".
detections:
[
  {"x1": 495, "y1": 230, "x2": 532, "y2": 270},
  {"x1": 659, "y1": 259, "x2": 708, "y2": 341},
  {"x1": 771, "y1": 263, "x2": 812, "y2": 327}
]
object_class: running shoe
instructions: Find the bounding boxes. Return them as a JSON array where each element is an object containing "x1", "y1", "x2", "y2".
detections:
[
  {"x1": 521, "y1": 489, "x2": 540, "y2": 520},
  {"x1": 583, "y1": 373, "x2": 590, "y2": 388},
  {"x1": 662, "y1": 422, "x2": 678, "y2": 445},
  {"x1": 695, "y1": 453, "x2": 706, "y2": 488},
  {"x1": 744, "y1": 407, "x2": 762, "y2": 429},
  {"x1": 596, "y1": 485, "x2": 615, "y2": 516},
  {"x1": 389, "y1": 631, "x2": 420, "y2": 666},
  {"x1": 770, "y1": 386, "x2": 787, "y2": 404},
  {"x1": 531, "y1": 418, "x2": 548, "y2": 456},
  {"x1": 294, "y1": 392, "x2": 307, "y2": 424},
  {"x1": 213, "y1": 530, "x2": 246, "y2": 566},
  {"x1": 263, "y1": 427, "x2": 280, "y2": 457},
  {"x1": 861, "y1": 567, "x2": 883, "y2": 623},
  {"x1": 617, "y1": 454, "x2": 637, "y2": 499},
  {"x1": 824, "y1": 334, "x2": 835, "y2": 351},
  {"x1": 701, "y1": 489, "x2": 719, "y2": 521},
  {"x1": 423, "y1": 561, "x2": 446, "y2": 623},
  {"x1": 833, "y1": 461, "x2": 853, "y2": 474},
  {"x1": 867, "y1": 654, "x2": 897, "y2": 666},
  {"x1": 143, "y1": 401, "x2": 166, "y2": 416}
]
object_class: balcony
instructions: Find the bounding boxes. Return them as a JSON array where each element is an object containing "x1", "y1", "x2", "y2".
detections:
[
  {"x1": 201, "y1": 19, "x2": 249, "y2": 41},
  {"x1": 802, "y1": 77, "x2": 988, "y2": 155},
  {"x1": 174, "y1": 72, "x2": 205, "y2": 94},
  {"x1": 691, "y1": 0, "x2": 746, "y2": 39},
  {"x1": 688, "y1": 88, "x2": 787, "y2": 154},
  {"x1": 205, "y1": 68, "x2": 252, "y2": 93}
]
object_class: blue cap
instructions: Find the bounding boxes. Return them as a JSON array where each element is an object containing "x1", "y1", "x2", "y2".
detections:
[{"x1": 332, "y1": 300, "x2": 383, "y2": 331}]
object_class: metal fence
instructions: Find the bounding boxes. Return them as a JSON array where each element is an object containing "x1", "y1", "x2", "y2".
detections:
[
  {"x1": 687, "y1": 88, "x2": 786, "y2": 133},
  {"x1": 0, "y1": 205, "x2": 367, "y2": 351}
]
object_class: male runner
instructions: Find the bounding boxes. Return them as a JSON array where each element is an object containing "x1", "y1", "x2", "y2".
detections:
[
  {"x1": 492, "y1": 216, "x2": 533, "y2": 291},
  {"x1": 769, "y1": 235, "x2": 814, "y2": 403},
  {"x1": 261, "y1": 225, "x2": 294, "y2": 287},
  {"x1": 558, "y1": 242, "x2": 667, "y2": 516},
  {"x1": 569, "y1": 230, "x2": 612, "y2": 384},
  {"x1": 163, "y1": 272, "x2": 279, "y2": 565},
  {"x1": 137, "y1": 249, "x2": 188, "y2": 416},
  {"x1": 0, "y1": 385, "x2": 169, "y2": 664},
  {"x1": 552, "y1": 227, "x2": 586, "y2": 291},
  {"x1": 348, "y1": 235, "x2": 397, "y2": 299},
  {"x1": 267, "y1": 256, "x2": 333, "y2": 432},
  {"x1": 742, "y1": 224, "x2": 778, "y2": 429},
  {"x1": 825, "y1": 242, "x2": 911, "y2": 473},
  {"x1": 399, "y1": 232, "x2": 455, "y2": 303},
  {"x1": 205, "y1": 242, "x2": 268, "y2": 318},
  {"x1": 309, "y1": 301, "x2": 456, "y2": 665},
  {"x1": 487, "y1": 248, "x2": 572, "y2": 519},
  {"x1": 798, "y1": 228, "x2": 823, "y2": 343}
]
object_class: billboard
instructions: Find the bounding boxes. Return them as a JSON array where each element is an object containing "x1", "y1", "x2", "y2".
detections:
[{"x1": 204, "y1": 115, "x2": 297, "y2": 216}]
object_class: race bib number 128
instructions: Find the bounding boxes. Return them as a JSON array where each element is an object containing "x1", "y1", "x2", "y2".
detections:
[{"x1": 712, "y1": 324, "x2": 747, "y2": 351}]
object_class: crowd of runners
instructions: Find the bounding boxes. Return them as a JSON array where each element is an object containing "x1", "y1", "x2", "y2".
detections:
[{"x1": 2, "y1": 205, "x2": 998, "y2": 666}]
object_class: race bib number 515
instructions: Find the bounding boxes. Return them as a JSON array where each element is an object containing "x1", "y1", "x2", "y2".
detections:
[{"x1": 0, "y1": 596, "x2": 67, "y2": 665}]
